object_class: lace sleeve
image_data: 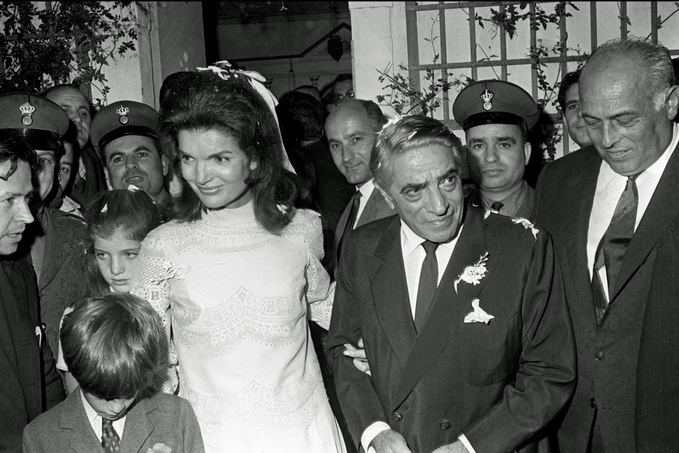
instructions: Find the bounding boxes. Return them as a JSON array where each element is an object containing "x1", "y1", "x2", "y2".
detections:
[
  {"x1": 131, "y1": 230, "x2": 180, "y2": 394},
  {"x1": 303, "y1": 211, "x2": 335, "y2": 330}
]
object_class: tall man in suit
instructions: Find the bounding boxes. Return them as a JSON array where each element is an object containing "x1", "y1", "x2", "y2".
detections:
[
  {"x1": 325, "y1": 99, "x2": 394, "y2": 274},
  {"x1": 533, "y1": 37, "x2": 679, "y2": 453},
  {"x1": 328, "y1": 115, "x2": 576, "y2": 453},
  {"x1": 0, "y1": 136, "x2": 64, "y2": 452},
  {"x1": 453, "y1": 80, "x2": 540, "y2": 220},
  {"x1": 0, "y1": 93, "x2": 90, "y2": 360}
]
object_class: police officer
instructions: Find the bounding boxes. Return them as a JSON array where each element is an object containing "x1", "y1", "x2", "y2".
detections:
[
  {"x1": 91, "y1": 100, "x2": 171, "y2": 210},
  {"x1": 0, "y1": 92, "x2": 89, "y2": 362},
  {"x1": 453, "y1": 80, "x2": 540, "y2": 220}
]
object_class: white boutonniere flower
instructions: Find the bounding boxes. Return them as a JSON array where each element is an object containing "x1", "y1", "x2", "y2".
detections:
[
  {"x1": 512, "y1": 217, "x2": 539, "y2": 240},
  {"x1": 146, "y1": 443, "x2": 171, "y2": 453},
  {"x1": 463, "y1": 298, "x2": 495, "y2": 324},
  {"x1": 454, "y1": 252, "x2": 489, "y2": 293}
]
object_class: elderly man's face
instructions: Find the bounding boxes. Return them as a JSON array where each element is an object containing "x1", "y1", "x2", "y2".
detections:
[
  {"x1": 580, "y1": 59, "x2": 679, "y2": 176},
  {"x1": 103, "y1": 135, "x2": 168, "y2": 201},
  {"x1": 0, "y1": 160, "x2": 34, "y2": 255},
  {"x1": 381, "y1": 145, "x2": 464, "y2": 243},
  {"x1": 326, "y1": 102, "x2": 377, "y2": 186},
  {"x1": 466, "y1": 123, "x2": 530, "y2": 198},
  {"x1": 46, "y1": 87, "x2": 91, "y2": 149},
  {"x1": 563, "y1": 83, "x2": 591, "y2": 148}
]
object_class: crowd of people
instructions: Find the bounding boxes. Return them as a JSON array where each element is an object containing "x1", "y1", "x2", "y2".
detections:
[{"x1": 1, "y1": 36, "x2": 679, "y2": 453}]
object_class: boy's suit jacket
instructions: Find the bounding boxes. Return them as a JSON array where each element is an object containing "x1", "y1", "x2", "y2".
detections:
[
  {"x1": 327, "y1": 207, "x2": 576, "y2": 453},
  {"x1": 23, "y1": 389, "x2": 205, "y2": 453}
]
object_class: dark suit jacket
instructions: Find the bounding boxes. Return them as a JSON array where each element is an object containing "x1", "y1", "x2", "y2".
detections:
[
  {"x1": 533, "y1": 144, "x2": 679, "y2": 453},
  {"x1": 21, "y1": 208, "x2": 90, "y2": 357},
  {"x1": 332, "y1": 184, "x2": 394, "y2": 276},
  {"x1": 23, "y1": 389, "x2": 205, "y2": 453},
  {"x1": 70, "y1": 143, "x2": 107, "y2": 208},
  {"x1": 327, "y1": 206, "x2": 576, "y2": 453},
  {"x1": 0, "y1": 255, "x2": 64, "y2": 453}
]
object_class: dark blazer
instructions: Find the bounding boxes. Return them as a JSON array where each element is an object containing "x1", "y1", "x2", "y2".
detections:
[
  {"x1": 22, "y1": 208, "x2": 90, "y2": 357},
  {"x1": 0, "y1": 255, "x2": 64, "y2": 453},
  {"x1": 70, "y1": 143, "x2": 107, "y2": 208},
  {"x1": 332, "y1": 184, "x2": 394, "y2": 274},
  {"x1": 23, "y1": 389, "x2": 205, "y2": 453},
  {"x1": 533, "y1": 144, "x2": 679, "y2": 453},
  {"x1": 327, "y1": 206, "x2": 576, "y2": 453}
]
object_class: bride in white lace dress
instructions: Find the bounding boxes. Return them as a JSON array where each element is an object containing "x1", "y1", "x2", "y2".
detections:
[{"x1": 131, "y1": 66, "x2": 346, "y2": 453}]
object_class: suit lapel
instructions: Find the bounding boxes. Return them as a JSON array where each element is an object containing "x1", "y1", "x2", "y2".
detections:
[
  {"x1": 392, "y1": 208, "x2": 495, "y2": 408},
  {"x1": 611, "y1": 142, "x2": 679, "y2": 301},
  {"x1": 368, "y1": 216, "x2": 416, "y2": 367},
  {"x1": 357, "y1": 187, "x2": 386, "y2": 227},
  {"x1": 334, "y1": 196, "x2": 354, "y2": 253},
  {"x1": 61, "y1": 390, "x2": 106, "y2": 453},
  {"x1": 37, "y1": 210, "x2": 69, "y2": 291},
  {"x1": 119, "y1": 398, "x2": 155, "y2": 453},
  {"x1": 557, "y1": 149, "x2": 600, "y2": 324}
]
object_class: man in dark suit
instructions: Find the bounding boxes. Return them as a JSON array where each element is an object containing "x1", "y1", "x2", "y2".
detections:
[
  {"x1": 325, "y1": 99, "x2": 394, "y2": 274},
  {"x1": 328, "y1": 115, "x2": 575, "y2": 453},
  {"x1": 45, "y1": 84, "x2": 107, "y2": 207},
  {"x1": 0, "y1": 137, "x2": 64, "y2": 452},
  {"x1": 533, "y1": 38, "x2": 679, "y2": 453},
  {"x1": 453, "y1": 80, "x2": 540, "y2": 220},
  {"x1": 0, "y1": 93, "x2": 89, "y2": 359}
]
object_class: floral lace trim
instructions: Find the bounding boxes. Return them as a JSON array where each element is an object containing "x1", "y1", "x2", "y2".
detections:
[
  {"x1": 181, "y1": 364, "x2": 326, "y2": 444},
  {"x1": 173, "y1": 287, "x2": 307, "y2": 356}
]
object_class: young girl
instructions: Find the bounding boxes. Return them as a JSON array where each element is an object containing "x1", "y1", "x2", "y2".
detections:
[{"x1": 57, "y1": 187, "x2": 163, "y2": 394}]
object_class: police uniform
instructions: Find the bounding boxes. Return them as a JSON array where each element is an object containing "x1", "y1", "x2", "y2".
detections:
[
  {"x1": 453, "y1": 80, "x2": 539, "y2": 220},
  {"x1": 90, "y1": 100, "x2": 160, "y2": 153},
  {"x1": 90, "y1": 100, "x2": 172, "y2": 218},
  {"x1": 0, "y1": 93, "x2": 89, "y2": 360}
]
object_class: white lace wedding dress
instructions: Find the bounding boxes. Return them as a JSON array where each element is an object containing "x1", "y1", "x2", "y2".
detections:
[{"x1": 132, "y1": 202, "x2": 346, "y2": 453}]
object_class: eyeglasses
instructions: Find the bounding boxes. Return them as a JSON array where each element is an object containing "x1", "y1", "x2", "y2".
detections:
[{"x1": 332, "y1": 91, "x2": 355, "y2": 104}]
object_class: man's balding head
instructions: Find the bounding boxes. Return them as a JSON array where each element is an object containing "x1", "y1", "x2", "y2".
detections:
[
  {"x1": 579, "y1": 38, "x2": 679, "y2": 176},
  {"x1": 45, "y1": 85, "x2": 92, "y2": 149},
  {"x1": 325, "y1": 100, "x2": 387, "y2": 186}
]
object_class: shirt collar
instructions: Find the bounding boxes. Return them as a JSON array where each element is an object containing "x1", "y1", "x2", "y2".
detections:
[
  {"x1": 357, "y1": 178, "x2": 375, "y2": 199},
  {"x1": 80, "y1": 388, "x2": 101, "y2": 426},
  {"x1": 400, "y1": 218, "x2": 461, "y2": 258},
  {"x1": 478, "y1": 180, "x2": 527, "y2": 215}
]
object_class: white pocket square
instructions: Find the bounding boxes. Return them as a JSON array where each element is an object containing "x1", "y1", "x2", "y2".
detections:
[{"x1": 463, "y1": 298, "x2": 495, "y2": 324}]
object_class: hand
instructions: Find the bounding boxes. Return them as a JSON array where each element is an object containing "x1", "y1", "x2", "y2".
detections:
[
  {"x1": 371, "y1": 429, "x2": 411, "y2": 453},
  {"x1": 431, "y1": 440, "x2": 470, "y2": 453},
  {"x1": 344, "y1": 338, "x2": 371, "y2": 375}
]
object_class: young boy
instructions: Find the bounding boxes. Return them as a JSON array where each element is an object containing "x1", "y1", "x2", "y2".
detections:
[{"x1": 23, "y1": 293, "x2": 205, "y2": 453}]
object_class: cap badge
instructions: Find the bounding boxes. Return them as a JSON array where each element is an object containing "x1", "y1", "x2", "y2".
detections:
[
  {"x1": 19, "y1": 102, "x2": 36, "y2": 126},
  {"x1": 116, "y1": 105, "x2": 130, "y2": 125},
  {"x1": 481, "y1": 89, "x2": 494, "y2": 111}
]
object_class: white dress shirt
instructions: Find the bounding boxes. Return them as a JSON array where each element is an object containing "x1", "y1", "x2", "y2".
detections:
[
  {"x1": 353, "y1": 179, "x2": 377, "y2": 229},
  {"x1": 81, "y1": 389, "x2": 127, "y2": 441},
  {"x1": 587, "y1": 123, "x2": 679, "y2": 298},
  {"x1": 361, "y1": 220, "x2": 477, "y2": 453}
]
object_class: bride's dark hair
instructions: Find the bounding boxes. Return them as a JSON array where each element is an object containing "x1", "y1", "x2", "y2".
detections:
[{"x1": 159, "y1": 69, "x2": 296, "y2": 233}]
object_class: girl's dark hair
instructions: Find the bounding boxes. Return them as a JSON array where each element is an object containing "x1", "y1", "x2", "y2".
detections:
[
  {"x1": 83, "y1": 189, "x2": 162, "y2": 296},
  {"x1": 159, "y1": 69, "x2": 296, "y2": 234},
  {"x1": 61, "y1": 292, "x2": 169, "y2": 399}
]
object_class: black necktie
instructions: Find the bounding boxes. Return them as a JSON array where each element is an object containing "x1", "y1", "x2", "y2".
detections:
[
  {"x1": 491, "y1": 201, "x2": 504, "y2": 213},
  {"x1": 101, "y1": 418, "x2": 120, "y2": 453},
  {"x1": 414, "y1": 241, "x2": 439, "y2": 332},
  {"x1": 592, "y1": 174, "x2": 639, "y2": 321}
]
